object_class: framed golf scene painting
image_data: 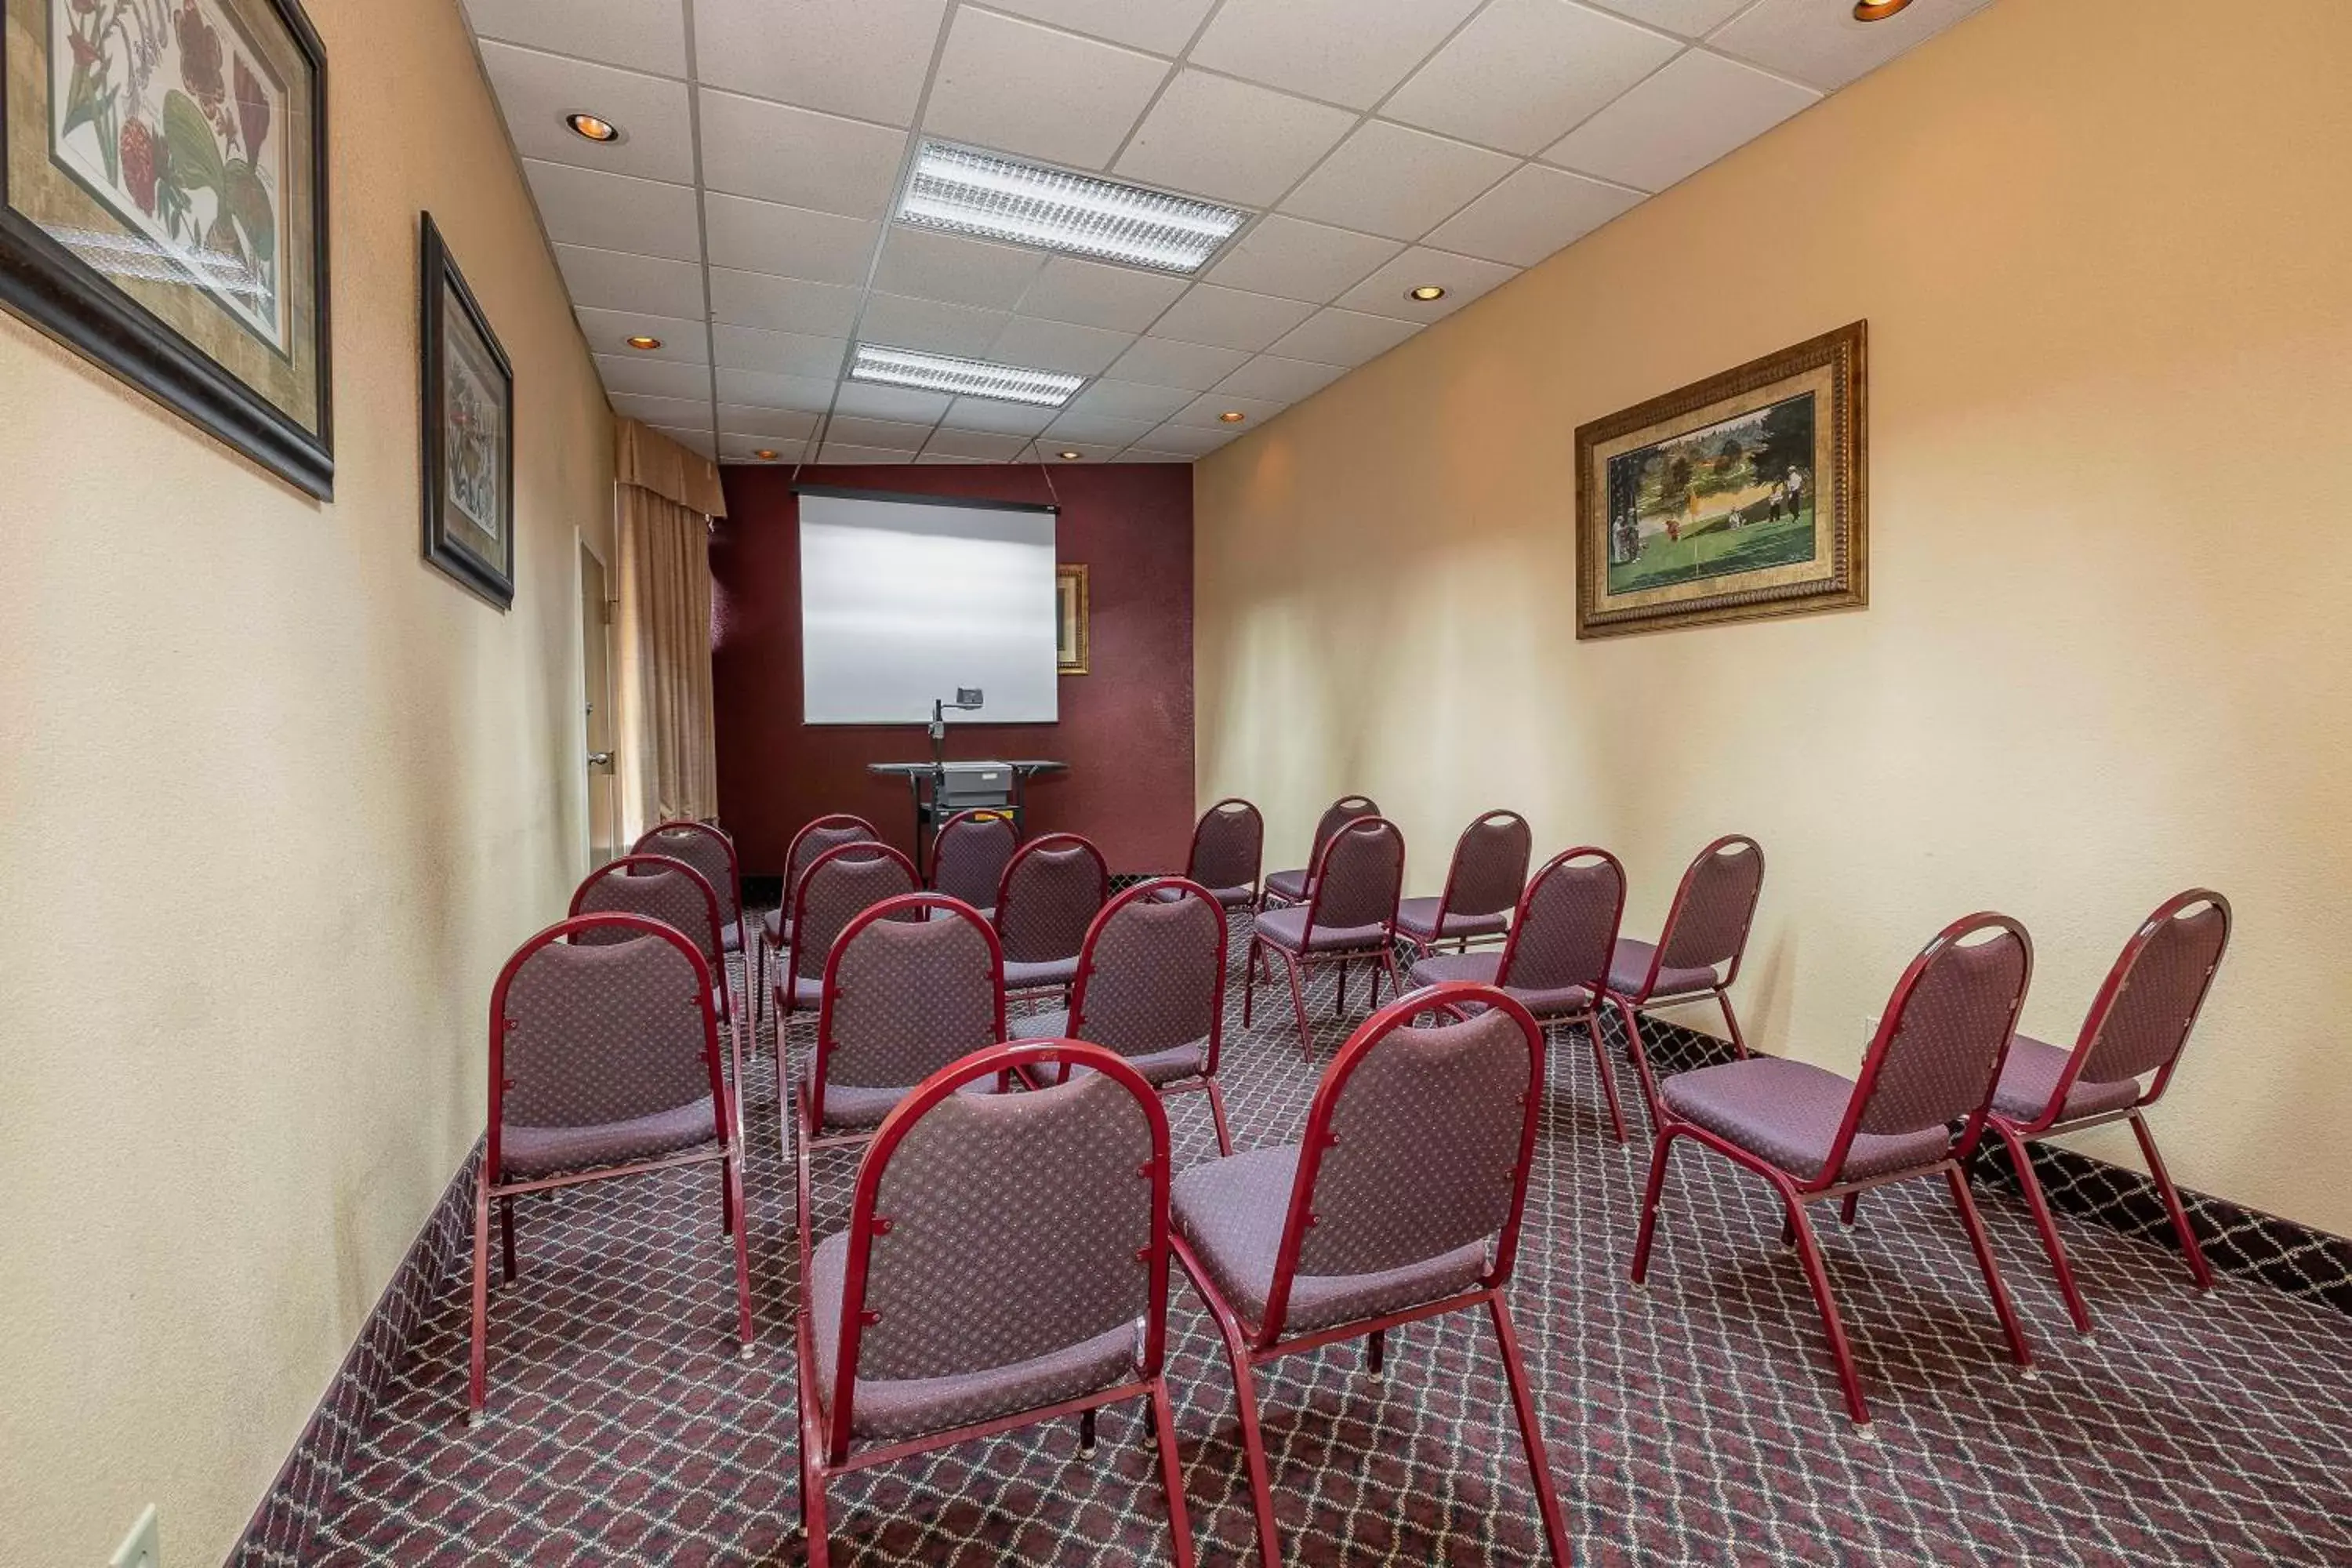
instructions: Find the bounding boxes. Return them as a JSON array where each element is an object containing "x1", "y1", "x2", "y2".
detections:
[{"x1": 1575, "y1": 321, "x2": 1867, "y2": 639}]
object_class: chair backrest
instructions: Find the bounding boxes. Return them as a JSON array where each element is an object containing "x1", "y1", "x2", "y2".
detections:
[
  {"x1": 995, "y1": 832, "x2": 1110, "y2": 964},
  {"x1": 1834, "y1": 913, "x2": 2034, "y2": 1167},
  {"x1": 1497, "y1": 848, "x2": 1625, "y2": 1000},
  {"x1": 1071, "y1": 879, "x2": 1226, "y2": 1073},
  {"x1": 1186, "y1": 797, "x2": 1264, "y2": 893},
  {"x1": 1302, "y1": 816, "x2": 1405, "y2": 933},
  {"x1": 488, "y1": 914, "x2": 724, "y2": 1170},
  {"x1": 931, "y1": 808, "x2": 1021, "y2": 908},
  {"x1": 569, "y1": 854, "x2": 725, "y2": 964},
  {"x1": 785, "y1": 814, "x2": 878, "y2": 912},
  {"x1": 2073, "y1": 888, "x2": 2233, "y2": 1093},
  {"x1": 1652, "y1": 834, "x2": 1766, "y2": 983},
  {"x1": 792, "y1": 843, "x2": 920, "y2": 980},
  {"x1": 815, "y1": 895, "x2": 1004, "y2": 1108},
  {"x1": 1261, "y1": 984, "x2": 1544, "y2": 1344},
  {"x1": 1436, "y1": 809, "x2": 1534, "y2": 923},
  {"x1": 822, "y1": 1041, "x2": 1171, "y2": 1460},
  {"x1": 633, "y1": 820, "x2": 741, "y2": 926},
  {"x1": 1306, "y1": 793, "x2": 1381, "y2": 867}
]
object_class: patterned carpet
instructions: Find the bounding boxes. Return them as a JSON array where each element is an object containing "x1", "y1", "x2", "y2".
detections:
[{"x1": 314, "y1": 924, "x2": 2352, "y2": 1565}]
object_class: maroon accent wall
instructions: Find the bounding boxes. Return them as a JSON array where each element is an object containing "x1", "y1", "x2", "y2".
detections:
[{"x1": 711, "y1": 463, "x2": 1196, "y2": 879}]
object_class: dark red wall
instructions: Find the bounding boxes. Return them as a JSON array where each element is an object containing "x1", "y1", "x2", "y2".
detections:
[{"x1": 712, "y1": 463, "x2": 1196, "y2": 878}]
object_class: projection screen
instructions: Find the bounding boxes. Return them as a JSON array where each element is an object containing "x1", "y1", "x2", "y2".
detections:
[{"x1": 797, "y1": 488, "x2": 1060, "y2": 725}]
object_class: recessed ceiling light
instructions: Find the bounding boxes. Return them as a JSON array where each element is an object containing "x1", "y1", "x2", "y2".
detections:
[
  {"x1": 623, "y1": 335, "x2": 662, "y2": 350},
  {"x1": 1056, "y1": 450, "x2": 1082, "y2": 461},
  {"x1": 1853, "y1": 0, "x2": 1913, "y2": 16},
  {"x1": 1407, "y1": 285, "x2": 1447, "y2": 302},
  {"x1": 898, "y1": 140, "x2": 1247, "y2": 274},
  {"x1": 753, "y1": 448, "x2": 779, "y2": 460},
  {"x1": 1218, "y1": 411, "x2": 1247, "y2": 424},
  {"x1": 564, "y1": 112, "x2": 622, "y2": 143},
  {"x1": 851, "y1": 343, "x2": 1083, "y2": 408}
]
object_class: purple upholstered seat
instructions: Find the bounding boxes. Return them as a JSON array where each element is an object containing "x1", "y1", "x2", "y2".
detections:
[
  {"x1": 1990, "y1": 1033, "x2": 2142, "y2": 1123},
  {"x1": 1606, "y1": 938, "x2": 1718, "y2": 1000},
  {"x1": 1261, "y1": 867, "x2": 1311, "y2": 904},
  {"x1": 1408, "y1": 949, "x2": 1591, "y2": 1016},
  {"x1": 994, "y1": 833, "x2": 1109, "y2": 993},
  {"x1": 1604, "y1": 835, "x2": 1767, "y2": 1131},
  {"x1": 1662, "y1": 1058, "x2": 1953, "y2": 1181},
  {"x1": 1396, "y1": 811, "x2": 1530, "y2": 956},
  {"x1": 1395, "y1": 898, "x2": 1509, "y2": 942},
  {"x1": 1251, "y1": 904, "x2": 1386, "y2": 953},
  {"x1": 502, "y1": 1098, "x2": 717, "y2": 1178},
  {"x1": 1246, "y1": 816, "x2": 1406, "y2": 1060}
]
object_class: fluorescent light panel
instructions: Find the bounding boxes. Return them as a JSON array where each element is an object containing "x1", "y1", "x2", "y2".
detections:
[
  {"x1": 899, "y1": 141, "x2": 1247, "y2": 274},
  {"x1": 851, "y1": 343, "x2": 1083, "y2": 407}
]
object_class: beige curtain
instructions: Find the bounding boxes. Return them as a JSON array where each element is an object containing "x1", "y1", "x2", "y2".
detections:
[{"x1": 612, "y1": 418, "x2": 727, "y2": 840}]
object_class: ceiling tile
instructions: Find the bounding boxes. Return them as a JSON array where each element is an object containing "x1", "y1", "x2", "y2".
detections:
[
  {"x1": 717, "y1": 406, "x2": 822, "y2": 441},
  {"x1": 655, "y1": 425, "x2": 719, "y2": 458},
  {"x1": 833, "y1": 383, "x2": 953, "y2": 422},
  {"x1": 698, "y1": 90, "x2": 907, "y2": 218},
  {"x1": 524, "y1": 161, "x2": 701, "y2": 261},
  {"x1": 463, "y1": 0, "x2": 686, "y2": 74},
  {"x1": 555, "y1": 244, "x2": 706, "y2": 318},
  {"x1": 1215, "y1": 355, "x2": 1347, "y2": 402},
  {"x1": 1105, "y1": 337, "x2": 1253, "y2": 390},
  {"x1": 597, "y1": 354, "x2": 710, "y2": 400},
  {"x1": 691, "y1": 0, "x2": 946, "y2": 125},
  {"x1": 823, "y1": 415, "x2": 935, "y2": 452},
  {"x1": 818, "y1": 443, "x2": 918, "y2": 464},
  {"x1": 1171, "y1": 392, "x2": 1287, "y2": 428},
  {"x1": 1204, "y1": 216, "x2": 1402, "y2": 305},
  {"x1": 913, "y1": 452, "x2": 1001, "y2": 464},
  {"x1": 1014, "y1": 256, "x2": 1189, "y2": 332},
  {"x1": 971, "y1": 0, "x2": 1217, "y2": 55},
  {"x1": 1188, "y1": 0, "x2": 1484, "y2": 113},
  {"x1": 1333, "y1": 245, "x2": 1519, "y2": 320},
  {"x1": 924, "y1": 426, "x2": 1033, "y2": 459},
  {"x1": 720, "y1": 434, "x2": 807, "y2": 461},
  {"x1": 989, "y1": 317, "x2": 1135, "y2": 376},
  {"x1": 1709, "y1": 0, "x2": 1994, "y2": 92},
  {"x1": 477, "y1": 43, "x2": 694, "y2": 183},
  {"x1": 1266, "y1": 307, "x2": 1421, "y2": 367},
  {"x1": 702, "y1": 196, "x2": 880, "y2": 286},
  {"x1": 1147, "y1": 285, "x2": 1316, "y2": 352},
  {"x1": 1425, "y1": 162, "x2": 1643, "y2": 265},
  {"x1": 1386, "y1": 0, "x2": 1682, "y2": 156},
  {"x1": 608, "y1": 392, "x2": 714, "y2": 426},
  {"x1": 578, "y1": 307, "x2": 708, "y2": 363},
  {"x1": 713, "y1": 368, "x2": 837, "y2": 412},
  {"x1": 1040, "y1": 442, "x2": 1125, "y2": 462},
  {"x1": 709, "y1": 268, "x2": 864, "y2": 336},
  {"x1": 1134, "y1": 423, "x2": 1241, "y2": 456},
  {"x1": 1114, "y1": 71, "x2": 1355, "y2": 207},
  {"x1": 1279, "y1": 121, "x2": 1517, "y2": 242},
  {"x1": 924, "y1": 8, "x2": 1169, "y2": 171},
  {"x1": 1542, "y1": 49, "x2": 1819, "y2": 192},
  {"x1": 1044, "y1": 411, "x2": 1160, "y2": 445},
  {"x1": 873, "y1": 227, "x2": 1047, "y2": 310},
  {"x1": 1065, "y1": 378, "x2": 1197, "y2": 423},
  {"x1": 1582, "y1": 0, "x2": 1748, "y2": 36},
  {"x1": 712, "y1": 325, "x2": 847, "y2": 379},
  {"x1": 856, "y1": 293, "x2": 1011, "y2": 357},
  {"x1": 941, "y1": 398, "x2": 1060, "y2": 436}
]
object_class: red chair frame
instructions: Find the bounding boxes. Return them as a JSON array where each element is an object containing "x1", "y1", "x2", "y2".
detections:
[
  {"x1": 1628, "y1": 912, "x2": 2038, "y2": 1429},
  {"x1": 1170, "y1": 983, "x2": 1570, "y2": 1567},
  {"x1": 993, "y1": 830, "x2": 1111, "y2": 1003},
  {"x1": 1394, "y1": 807, "x2": 1531, "y2": 964},
  {"x1": 472, "y1": 913, "x2": 753, "y2": 1414},
  {"x1": 761, "y1": 813, "x2": 879, "y2": 1034},
  {"x1": 571, "y1": 851, "x2": 746, "y2": 1141},
  {"x1": 1984, "y1": 888, "x2": 2233, "y2": 1334},
  {"x1": 1184, "y1": 797, "x2": 1265, "y2": 907},
  {"x1": 797, "y1": 1040, "x2": 1194, "y2": 1567},
  {"x1": 1604, "y1": 833, "x2": 1765, "y2": 1128},
  {"x1": 1243, "y1": 816, "x2": 1406, "y2": 1061}
]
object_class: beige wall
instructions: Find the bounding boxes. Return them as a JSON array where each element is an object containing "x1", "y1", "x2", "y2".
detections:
[
  {"x1": 1196, "y1": 0, "x2": 2352, "y2": 1237},
  {"x1": 0, "y1": 0, "x2": 614, "y2": 1560}
]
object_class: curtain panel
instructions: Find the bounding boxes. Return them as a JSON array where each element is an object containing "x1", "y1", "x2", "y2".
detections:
[{"x1": 612, "y1": 418, "x2": 724, "y2": 838}]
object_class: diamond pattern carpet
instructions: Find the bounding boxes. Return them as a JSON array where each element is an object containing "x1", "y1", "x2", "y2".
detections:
[{"x1": 313, "y1": 922, "x2": 2352, "y2": 1565}]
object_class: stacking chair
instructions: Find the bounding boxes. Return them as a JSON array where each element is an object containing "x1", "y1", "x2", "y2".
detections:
[
  {"x1": 797, "y1": 1041, "x2": 1195, "y2": 1568},
  {"x1": 775, "y1": 842, "x2": 920, "y2": 1025},
  {"x1": 572, "y1": 853, "x2": 745, "y2": 1134},
  {"x1": 1245, "y1": 816, "x2": 1405, "y2": 1061},
  {"x1": 1181, "y1": 797, "x2": 1265, "y2": 911},
  {"x1": 1261, "y1": 793, "x2": 1379, "y2": 910},
  {"x1": 1407, "y1": 847, "x2": 1632, "y2": 1142},
  {"x1": 1984, "y1": 889, "x2": 2233, "y2": 1334},
  {"x1": 472, "y1": 913, "x2": 753, "y2": 1415},
  {"x1": 1169, "y1": 984, "x2": 1569, "y2": 1568},
  {"x1": 930, "y1": 808, "x2": 1019, "y2": 915},
  {"x1": 1602, "y1": 834, "x2": 1766, "y2": 1128},
  {"x1": 994, "y1": 831, "x2": 1109, "y2": 1001},
  {"x1": 633, "y1": 819, "x2": 746, "y2": 1016},
  {"x1": 1012, "y1": 877, "x2": 1233, "y2": 1155},
  {"x1": 1629, "y1": 913, "x2": 2038, "y2": 1428},
  {"x1": 1394, "y1": 808, "x2": 1532, "y2": 962},
  {"x1": 761, "y1": 814, "x2": 878, "y2": 1031}
]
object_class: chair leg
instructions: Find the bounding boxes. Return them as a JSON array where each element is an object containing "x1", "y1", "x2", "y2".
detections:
[
  {"x1": 1149, "y1": 1380, "x2": 1199, "y2": 1568},
  {"x1": 1781, "y1": 1193, "x2": 1871, "y2": 1427},
  {"x1": 1839, "y1": 1192, "x2": 1860, "y2": 1228},
  {"x1": 1487, "y1": 1294, "x2": 1574, "y2": 1568},
  {"x1": 725, "y1": 1150, "x2": 756, "y2": 1352},
  {"x1": 2130, "y1": 1112, "x2": 2215, "y2": 1291},
  {"x1": 499, "y1": 1195, "x2": 517, "y2": 1282},
  {"x1": 1718, "y1": 989, "x2": 1751, "y2": 1058},
  {"x1": 1992, "y1": 1122, "x2": 2094, "y2": 1334},
  {"x1": 1629, "y1": 1128, "x2": 1679, "y2": 1284},
  {"x1": 1279, "y1": 951, "x2": 1314, "y2": 1062},
  {"x1": 801, "y1": 1445, "x2": 832, "y2": 1568},
  {"x1": 468, "y1": 1176, "x2": 493, "y2": 1417},
  {"x1": 1378, "y1": 945, "x2": 1403, "y2": 1005},
  {"x1": 1365, "y1": 1327, "x2": 1385, "y2": 1377},
  {"x1": 1615, "y1": 996, "x2": 1665, "y2": 1132},
  {"x1": 1203, "y1": 1077, "x2": 1236, "y2": 1157},
  {"x1": 1945, "y1": 1165, "x2": 2035, "y2": 1374},
  {"x1": 1079, "y1": 1406, "x2": 1098, "y2": 1457},
  {"x1": 1212, "y1": 1326, "x2": 1283, "y2": 1568},
  {"x1": 1333, "y1": 957, "x2": 1347, "y2": 1016},
  {"x1": 1243, "y1": 935, "x2": 1261, "y2": 1026},
  {"x1": 1583, "y1": 1013, "x2": 1628, "y2": 1144}
]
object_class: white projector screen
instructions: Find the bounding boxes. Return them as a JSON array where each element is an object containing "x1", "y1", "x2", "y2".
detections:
[{"x1": 798, "y1": 489, "x2": 1060, "y2": 725}]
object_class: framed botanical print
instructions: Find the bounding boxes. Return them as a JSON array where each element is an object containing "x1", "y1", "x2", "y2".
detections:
[
  {"x1": 1056, "y1": 562, "x2": 1088, "y2": 675},
  {"x1": 419, "y1": 212, "x2": 514, "y2": 608},
  {"x1": 0, "y1": 0, "x2": 332, "y2": 496},
  {"x1": 1575, "y1": 322, "x2": 1867, "y2": 638}
]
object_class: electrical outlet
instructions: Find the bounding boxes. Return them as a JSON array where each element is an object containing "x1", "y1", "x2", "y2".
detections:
[{"x1": 110, "y1": 1506, "x2": 159, "y2": 1568}]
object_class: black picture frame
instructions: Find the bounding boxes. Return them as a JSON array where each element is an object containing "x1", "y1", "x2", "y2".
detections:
[
  {"x1": 419, "y1": 212, "x2": 515, "y2": 609},
  {"x1": 0, "y1": 0, "x2": 334, "y2": 498}
]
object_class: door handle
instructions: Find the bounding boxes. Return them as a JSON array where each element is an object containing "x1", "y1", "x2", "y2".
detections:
[{"x1": 587, "y1": 752, "x2": 614, "y2": 768}]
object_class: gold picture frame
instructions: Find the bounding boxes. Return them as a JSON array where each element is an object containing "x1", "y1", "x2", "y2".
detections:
[
  {"x1": 1575, "y1": 321, "x2": 1867, "y2": 639},
  {"x1": 1056, "y1": 563, "x2": 1089, "y2": 675}
]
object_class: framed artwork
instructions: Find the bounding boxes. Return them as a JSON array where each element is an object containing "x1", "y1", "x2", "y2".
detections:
[
  {"x1": 1575, "y1": 321, "x2": 1867, "y2": 639},
  {"x1": 1055, "y1": 562, "x2": 1089, "y2": 675},
  {"x1": 0, "y1": 0, "x2": 332, "y2": 496},
  {"x1": 419, "y1": 212, "x2": 514, "y2": 608}
]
